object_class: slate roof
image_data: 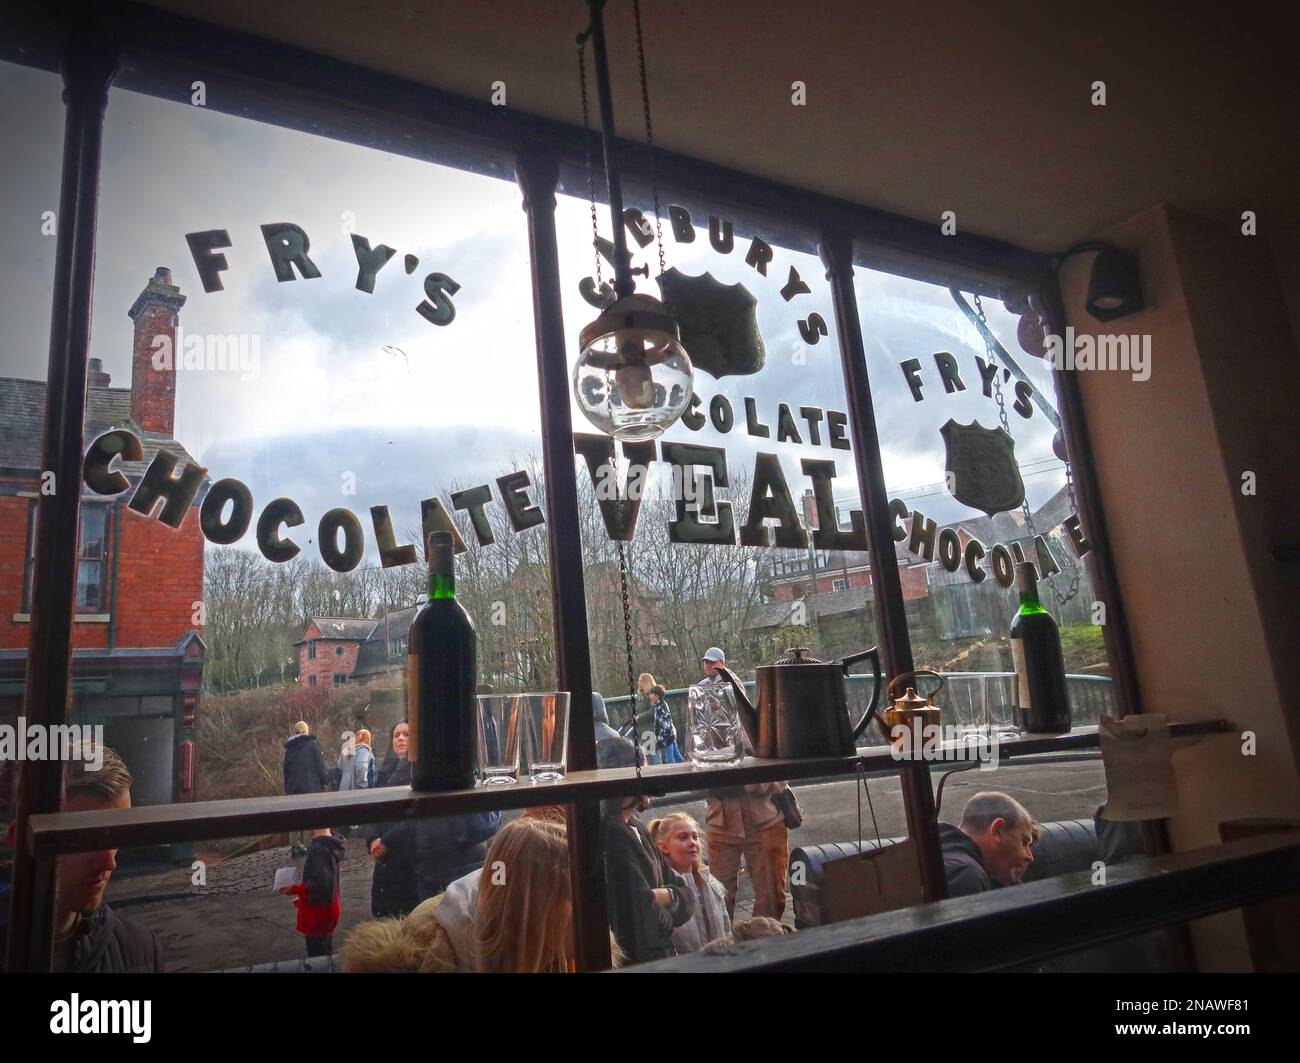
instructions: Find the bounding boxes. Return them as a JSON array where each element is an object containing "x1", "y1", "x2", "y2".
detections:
[
  {"x1": 744, "y1": 585, "x2": 874, "y2": 630},
  {"x1": 350, "y1": 636, "x2": 393, "y2": 678},
  {"x1": 0, "y1": 376, "x2": 201, "y2": 478},
  {"x1": 302, "y1": 617, "x2": 382, "y2": 642}
]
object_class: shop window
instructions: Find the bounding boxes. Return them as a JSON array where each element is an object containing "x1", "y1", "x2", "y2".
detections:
[
  {"x1": 19, "y1": 501, "x2": 37, "y2": 614},
  {"x1": 557, "y1": 190, "x2": 871, "y2": 693},
  {"x1": 22, "y1": 502, "x2": 111, "y2": 614},
  {"x1": 75, "y1": 504, "x2": 110, "y2": 612},
  {"x1": 78, "y1": 80, "x2": 556, "y2": 816},
  {"x1": 852, "y1": 266, "x2": 1113, "y2": 745}
]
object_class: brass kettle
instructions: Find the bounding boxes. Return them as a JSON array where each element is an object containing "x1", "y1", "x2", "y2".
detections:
[
  {"x1": 877, "y1": 669, "x2": 945, "y2": 748},
  {"x1": 718, "y1": 646, "x2": 883, "y2": 759}
]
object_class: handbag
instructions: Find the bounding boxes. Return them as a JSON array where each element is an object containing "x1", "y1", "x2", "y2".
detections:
[{"x1": 772, "y1": 786, "x2": 803, "y2": 830}]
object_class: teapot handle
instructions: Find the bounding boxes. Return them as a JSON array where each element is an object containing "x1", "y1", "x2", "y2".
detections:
[
  {"x1": 842, "y1": 646, "x2": 884, "y2": 741},
  {"x1": 887, "y1": 669, "x2": 946, "y2": 701}
]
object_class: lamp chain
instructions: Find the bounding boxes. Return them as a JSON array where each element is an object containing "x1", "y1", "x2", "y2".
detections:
[
  {"x1": 577, "y1": 37, "x2": 604, "y2": 288},
  {"x1": 632, "y1": 0, "x2": 666, "y2": 278},
  {"x1": 577, "y1": 12, "x2": 655, "y2": 775}
]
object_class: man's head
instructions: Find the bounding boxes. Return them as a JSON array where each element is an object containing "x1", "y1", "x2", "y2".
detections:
[
  {"x1": 959, "y1": 791, "x2": 1037, "y2": 886},
  {"x1": 701, "y1": 646, "x2": 726, "y2": 679},
  {"x1": 58, "y1": 743, "x2": 133, "y2": 923}
]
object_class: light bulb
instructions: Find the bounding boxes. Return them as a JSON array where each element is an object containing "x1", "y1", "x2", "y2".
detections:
[{"x1": 574, "y1": 293, "x2": 693, "y2": 442}]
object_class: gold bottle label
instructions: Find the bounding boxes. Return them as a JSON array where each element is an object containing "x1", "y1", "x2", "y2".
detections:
[
  {"x1": 1011, "y1": 637, "x2": 1031, "y2": 708},
  {"x1": 406, "y1": 653, "x2": 420, "y2": 764}
]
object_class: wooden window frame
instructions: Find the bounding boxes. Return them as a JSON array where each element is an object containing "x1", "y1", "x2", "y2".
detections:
[{"x1": 2, "y1": 4, "x2": 1145, "y2": 973}]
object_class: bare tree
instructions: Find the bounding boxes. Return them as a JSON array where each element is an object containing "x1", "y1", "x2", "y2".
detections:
[{"x1": 202, "y1": 450, "x2": 780, "y2": 696}]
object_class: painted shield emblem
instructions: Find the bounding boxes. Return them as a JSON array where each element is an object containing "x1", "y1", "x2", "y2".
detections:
[
  {"x1": 657, "y1": 268, "x2": 765, "y2": 379},
  {"x1": 940, "y1": 419, "x2": 1025, "y2": 516}
]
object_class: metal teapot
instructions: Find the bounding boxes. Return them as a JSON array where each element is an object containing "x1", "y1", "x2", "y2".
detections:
[
  {"x1": 717, "y1": 647, "x2": 883, "y2": 759},
  {"x1": 877, "y1": 670, "x2": 945, "y2": 749}
]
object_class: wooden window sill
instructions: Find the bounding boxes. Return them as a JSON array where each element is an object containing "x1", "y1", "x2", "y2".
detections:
[{"x1": 26, "y1": 720, "x2": 1233, "y2": 856}]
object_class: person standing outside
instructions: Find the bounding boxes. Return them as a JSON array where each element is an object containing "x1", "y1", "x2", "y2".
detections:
[
  {"x1": 375, "y1": 719, "x2": 410, "y2": 787},
  {"x1": 283, "y1": 720, "x2": 329, "y2": 856},
  {"x1": 338, "y1": 728, "x2": 375, "y2": 792},
  {"x1": 366, "y1": 721, "x2": 419, "y2": 918},
  {"x1": 281, "y1": 827, "x2": 345, "y2": 959},
  {"x1": 650, "y1": 685, "x2": 683, "y2": 763},
  {"x1": 698, "y1": 647, "x2": 790, "y2": 923},
  {"x1": 603, "y1": 795, "x2": 694, "y2": 963}
]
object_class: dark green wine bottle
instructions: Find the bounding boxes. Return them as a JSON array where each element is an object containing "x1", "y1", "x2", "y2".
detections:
[
  {"x1": 408, "y1": 531, "x2": 477, "y2": 790},
  {"x1": 1009, "y1": 561, "x2": 1072, "y2": 734}
]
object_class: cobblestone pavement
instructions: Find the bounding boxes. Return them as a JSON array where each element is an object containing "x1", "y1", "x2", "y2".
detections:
[
  {"x1": 110, "y1": 837, "x2": 377, "y2": 972},
  {"x1": 109, "y1": 837, "x2": 374, "y2": 901}
]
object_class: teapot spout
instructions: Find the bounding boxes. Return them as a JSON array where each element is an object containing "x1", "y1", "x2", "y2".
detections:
[{"x1": 716, "y1": 666, "x2": 760, "y2": 750}]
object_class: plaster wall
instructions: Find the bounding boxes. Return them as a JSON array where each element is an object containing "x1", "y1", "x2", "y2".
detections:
[{"x1": 1059, "y1": 205, "x2": 1300, "y2": 971}]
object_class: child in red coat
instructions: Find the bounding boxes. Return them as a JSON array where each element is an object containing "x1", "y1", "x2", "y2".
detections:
[{"x1": 281, "y1": 828, "x2": 345, "y2": 957}]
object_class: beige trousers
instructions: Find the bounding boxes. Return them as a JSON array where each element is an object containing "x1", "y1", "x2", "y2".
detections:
[{"x1": 707, "y1": 822, "x2": 789, "y2": 922}]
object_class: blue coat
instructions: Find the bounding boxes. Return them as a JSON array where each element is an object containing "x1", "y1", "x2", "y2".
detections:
[{"x1": 338, "y1": 743, "x2": 374, "y2": 791}]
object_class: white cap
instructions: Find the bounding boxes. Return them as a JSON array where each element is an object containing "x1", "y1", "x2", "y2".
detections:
[{"x1": 701, "y1": 647, "x2": 726, "y2": 662}]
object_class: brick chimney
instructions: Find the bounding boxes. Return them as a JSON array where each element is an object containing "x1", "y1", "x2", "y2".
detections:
[
  {"x1": 128, "y1": 267, "x2": 186, "y2": 435},
  {"x1": 801, "y1": 488, "x2": 817, "y2": 527},
  {"x1": 87, "y1": 357, "x2": 111, "y2": 388}
]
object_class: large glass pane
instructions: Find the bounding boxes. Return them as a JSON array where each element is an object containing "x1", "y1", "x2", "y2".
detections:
[
  {"x1": 852, "y1": 266, "x2": 1113, "y2": 723},
  {"x1": 848, "y1": 265, "x2": 1112, "y2": 885},
  {"x1": 70, "y1": 83, "x2": 560, "y2": 955},
  {"x1": 555, "y1": 189, "x2": 898, "y2": 955},
  {"x1": 0, "y1": 59, "x2": 64, "y2": 842}
]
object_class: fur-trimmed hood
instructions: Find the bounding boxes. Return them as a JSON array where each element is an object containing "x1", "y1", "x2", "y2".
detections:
[{"x1": 340, "y1": 894, "x2": 461, "y2": 973}]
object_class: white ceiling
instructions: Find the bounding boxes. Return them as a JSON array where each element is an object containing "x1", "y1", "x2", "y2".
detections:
[{"x1": 144, "y1": 0, "x2": 1300, "y2": 253}]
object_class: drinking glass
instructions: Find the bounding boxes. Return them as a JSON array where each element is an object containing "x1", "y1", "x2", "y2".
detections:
[
  {"x1": 476, "y1": 694, "x2": 522, "y2": 785},
  {"x1": 520, "y1": 692, "x2": 571, "y2": 783},
  {"x1": 687, "y1": 683, "x2": 744, "y2": 768}
]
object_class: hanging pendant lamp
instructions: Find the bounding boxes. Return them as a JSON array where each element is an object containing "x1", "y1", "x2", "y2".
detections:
[{"x1": 572, "y1": 0, "x2": 693, "y2": 442}]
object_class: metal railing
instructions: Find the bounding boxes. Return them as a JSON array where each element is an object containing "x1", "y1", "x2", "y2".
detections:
[{"x1": 604, "y1": 671, "x2": 1114, "y2": 751}]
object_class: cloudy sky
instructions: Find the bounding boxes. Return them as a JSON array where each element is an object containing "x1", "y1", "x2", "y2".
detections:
[{"x1": 2, "y1": 61, "x2": 1066, "y2": 568}]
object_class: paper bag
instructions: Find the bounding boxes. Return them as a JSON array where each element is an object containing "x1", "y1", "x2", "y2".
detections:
[
  {"x1": 822, "y1": 839, "x2": 925, "y2": 923},
  {"x1": 1099, "y1": 713, "x2": 1177, "y2": 821}
]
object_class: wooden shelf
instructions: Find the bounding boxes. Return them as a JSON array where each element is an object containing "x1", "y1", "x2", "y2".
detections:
[{"x1": 26, "y1": 720, "x2": 1233, "y2": 855}]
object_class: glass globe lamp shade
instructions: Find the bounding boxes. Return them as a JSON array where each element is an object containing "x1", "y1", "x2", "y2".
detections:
[{"x1": 573, "y1": 293, "x2": 693, "y2": 442}]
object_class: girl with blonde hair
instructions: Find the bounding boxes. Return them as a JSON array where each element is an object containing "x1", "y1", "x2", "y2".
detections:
[
  {"x1": 338, "y1": 728, "x2": 374, "y2": 791},
  {"x1": 649, "y1": 812, "x2": 730, "y2": 954},
  {"x1": 343, "y1": 816, "x2": 606, "y2": 973}
]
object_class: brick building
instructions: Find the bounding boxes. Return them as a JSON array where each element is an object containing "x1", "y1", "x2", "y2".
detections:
[
  {"x1": 0, "y1": 268, "x2": 206, "y2": 838},
  {"x1": 295, "y1": 617, "x2": 381, "y2": 687},
  {"x1": 753, "y1": 486, "x2": 1095, "y2": 653}
]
